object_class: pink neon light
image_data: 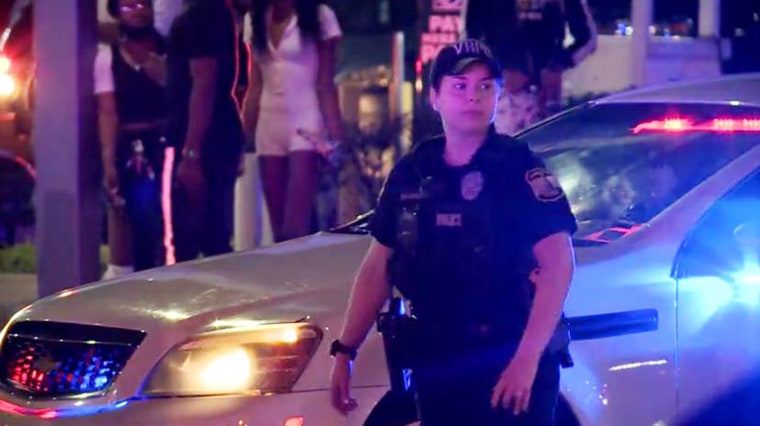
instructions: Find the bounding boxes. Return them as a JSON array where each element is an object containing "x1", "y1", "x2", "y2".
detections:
[
  {"x1": 0, "y1": 398, "x2": 58, "y2": 419},
  {"x1": 633, "y1": 118, "x2": 760, "y2": 134},
  {"x1": 162, "y1": 147, "x2": 176, "y2": 265}
]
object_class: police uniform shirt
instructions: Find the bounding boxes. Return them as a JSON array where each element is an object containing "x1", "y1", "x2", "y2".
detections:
[{"x1": 371, "y1": 132, "x2": 578, "y2": 338}]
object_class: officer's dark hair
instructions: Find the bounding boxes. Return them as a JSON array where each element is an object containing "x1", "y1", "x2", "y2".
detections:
[
  {"x1": 430, "y1": 64, "x2": 503, "y2": 92},
  {"x1": 106, "y1": 0, "x2": 120, "y2": 19},
  {"x1": 251, "y1": 0, "x2": 324, "y2": 53}
]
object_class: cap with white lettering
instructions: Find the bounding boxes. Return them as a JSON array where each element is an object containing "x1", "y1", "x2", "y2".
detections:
[{"x1": 429, "y1": 39, "x2": 502, "y2": 89}]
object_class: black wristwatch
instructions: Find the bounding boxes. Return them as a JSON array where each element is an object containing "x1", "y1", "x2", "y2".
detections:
[{"x1": 330, "y1": 339, "x2": 358, "y2": 360}]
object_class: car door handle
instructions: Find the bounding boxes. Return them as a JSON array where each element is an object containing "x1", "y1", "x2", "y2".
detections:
[{"x1": 566, "y1": 309, "x2": 658, "y2": 341}]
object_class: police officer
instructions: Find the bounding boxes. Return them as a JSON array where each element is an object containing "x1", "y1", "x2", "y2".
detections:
[{"x1": 330, "y1": 39, "x2": 577, "y2": 425}]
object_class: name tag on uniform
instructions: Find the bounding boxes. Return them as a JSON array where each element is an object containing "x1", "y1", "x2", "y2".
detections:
[
  {"x1": 436, "y1": 213, "x2": 462, "y2": 227},
  {"x1": 400, "y1": 192, "x2": 422, "y2": 201}
]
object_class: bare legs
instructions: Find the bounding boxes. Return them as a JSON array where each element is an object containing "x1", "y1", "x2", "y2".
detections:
[{"x1": 259, "y1": 151, "x2": 320, "y2": 242}]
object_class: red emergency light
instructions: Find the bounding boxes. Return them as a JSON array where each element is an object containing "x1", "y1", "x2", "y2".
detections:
[{"x1": 633, "y1": 117, "x2": 760, "y2": 134}]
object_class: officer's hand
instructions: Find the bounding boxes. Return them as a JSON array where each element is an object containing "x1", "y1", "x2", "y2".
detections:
[
  {"x1": 491, "y1": 354, "x2": 540, "y2": 415},
  {"x1": 330, "y1": 354, "x2": 358, "y2": 414}
]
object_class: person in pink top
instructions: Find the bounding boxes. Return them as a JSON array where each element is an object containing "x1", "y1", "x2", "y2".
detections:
[{"x1": 244, "y1": 0, "x2": 344, "y2": 242}]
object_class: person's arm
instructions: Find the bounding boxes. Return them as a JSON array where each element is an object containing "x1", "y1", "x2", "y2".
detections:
[
  {"x1": 97, "y1": 93, "x2": 119, "y2": 175},
  {"x1": 337, "y1": 241, "x2": 393, "y2": 348},
  {"x1": 183, "y1": 57, "x2": 217, "y2": 156},
  {"x1": 179, "y1": 4, "x2": 229, "y2": 157},
  {"x1": 315, "y1": 37, "x2": 344, "y2": 143},
  {"x1": 331, "y1": 159, "x2": 403, "y2": 414},
  {"x1": 491, "y1": 149, "x2": 577, "y2": 413},
  {"x1": 242, "y1": 50, "x2": 263, "y2": 143},
  {"x1": 556, "y1": 0, "x2": 597, "y2": 69},
  {"x1": 513, "y1": 232, "x2": 574, "y2": 361},
  {"x1": 93, "y1": 45, "x2": 119, "y2": 191},
  {"x1": 337, "y1": 158, "x2": 405, "y2": 347},
  {"x1": 315, "y1": 5, "x2": 344, "y2": 143}
]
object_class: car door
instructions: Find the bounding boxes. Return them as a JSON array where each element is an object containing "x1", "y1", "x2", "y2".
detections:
[{"x1": 673, "y1": 168, "x2": 760, "y2": 418}]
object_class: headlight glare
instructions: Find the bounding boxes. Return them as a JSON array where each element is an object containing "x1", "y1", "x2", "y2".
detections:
[
  {"x1": 0, "y1": 74, "x2": 15, "y2": 97},
  {"x1": 141, "y1": 323, "x2": 322, "y2": 397}
]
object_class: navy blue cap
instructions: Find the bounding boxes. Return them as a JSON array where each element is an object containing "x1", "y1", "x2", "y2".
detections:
[{"x1": 429, "y1": 39, "x2": 502, "y2": 88}]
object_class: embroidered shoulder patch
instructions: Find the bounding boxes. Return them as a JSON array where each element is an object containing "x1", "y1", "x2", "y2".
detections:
[{"x1": 525, "y1": 167, "x2": 564, "y2": 202}]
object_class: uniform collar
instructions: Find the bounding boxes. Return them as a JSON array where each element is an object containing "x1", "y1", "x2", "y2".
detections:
[{"x1": 412, "y1": 126, "x2": 511, "y2": 175}]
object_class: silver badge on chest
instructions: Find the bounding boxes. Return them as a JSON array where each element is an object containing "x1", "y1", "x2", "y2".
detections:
[{"x1": 461, "y1": 170, "x2": 484, "y2": 201}]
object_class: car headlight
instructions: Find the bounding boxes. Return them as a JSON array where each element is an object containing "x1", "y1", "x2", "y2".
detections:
[
  {"x1": 141, "y1": 323, "x2": 322, "y2": 397},
  {"x1": 0, "y1": 73, "x2": 15, "y2": 97}
]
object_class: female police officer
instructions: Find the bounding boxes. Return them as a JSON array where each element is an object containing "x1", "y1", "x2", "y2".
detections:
[{"x1": 330, "y1": 39, "x2": 577, "y2": 425}]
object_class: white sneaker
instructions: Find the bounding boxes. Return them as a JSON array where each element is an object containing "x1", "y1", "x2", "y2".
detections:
[{"x1": 102, "y1": 264, "x2": 134, "y2": 280}]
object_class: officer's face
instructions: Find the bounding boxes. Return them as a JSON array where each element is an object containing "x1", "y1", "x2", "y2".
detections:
[{"x1": 430, "y1": 63, "x2": 500, "y2": 135}]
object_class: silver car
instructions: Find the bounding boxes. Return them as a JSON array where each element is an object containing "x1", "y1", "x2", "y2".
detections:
[{"x1": 2, "y1": 74, "x2": 760, "y2": 425}]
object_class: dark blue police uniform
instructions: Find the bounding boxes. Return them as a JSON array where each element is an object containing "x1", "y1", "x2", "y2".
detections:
[{"x1": 371, "y1": 129, "x2": 578, "y2": 425}]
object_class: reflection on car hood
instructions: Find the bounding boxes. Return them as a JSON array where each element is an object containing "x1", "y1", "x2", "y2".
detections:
[{"x1": 11, "y1": 233, "x2": 371, "y2": 338}]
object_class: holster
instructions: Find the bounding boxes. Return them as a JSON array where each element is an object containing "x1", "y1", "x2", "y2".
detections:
[
  {"x1": 547, "y1": 315, "x2": 574, "y2": 368},
  {"x1": 376, "y1": 297, "x2": 418, "y2": 393}
]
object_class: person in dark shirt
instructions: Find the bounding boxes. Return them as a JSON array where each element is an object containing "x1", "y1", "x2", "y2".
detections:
[
  {"x1": 329, "y1": 40, "x2": 577, "y2": 425},
  {"x1": 96, "y1": 0, "x2": 168, "y2": 277},
  {"x1": 165, "y1": 0, "x2": 245, "y2": 262},
  {"x1": 462, "y1": 0, "x2": 597, "y2": 135}
]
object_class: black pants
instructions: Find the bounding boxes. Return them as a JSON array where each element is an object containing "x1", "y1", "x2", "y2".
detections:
[
  {"x1": 171, "y1": 147, "x2": 240, "y2": 262},
  {"x1": 414, "y1": 346, "x2": 560, "y2": 426},
  {"x1": 116, "y1": 129, "x2": 166, "y2": 271}
]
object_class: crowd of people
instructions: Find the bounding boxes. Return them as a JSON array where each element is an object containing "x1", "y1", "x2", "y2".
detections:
[
  {"x1": 93, "y1": 1, "x2": 601, "y2": 424},
  {"x1": 97, "y1": 0, "x2": 344, "y2": 277},
  {"x1": 96, "y1": 0, "x2": 598, "y2": 279}
]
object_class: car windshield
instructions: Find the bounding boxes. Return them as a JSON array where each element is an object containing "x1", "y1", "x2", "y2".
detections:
[
  {"x1": 331, "y1": 102, "x2": 760, "y2": 243},
  {"x1": 519, "y1": 102, "x2": 760, "y2": 244}
]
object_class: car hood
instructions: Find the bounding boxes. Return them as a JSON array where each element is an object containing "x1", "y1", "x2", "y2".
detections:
[
  {"x1": 10, "y1": 233, "x2": 371, "y2": 336},
  {"x1": 11, "y1": 230, "x2": 619, "y2": 336}
]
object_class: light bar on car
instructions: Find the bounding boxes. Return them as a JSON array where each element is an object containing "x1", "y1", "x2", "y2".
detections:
[{"x1": 632, "y1": 118, "x2": 760, "y2": 134}]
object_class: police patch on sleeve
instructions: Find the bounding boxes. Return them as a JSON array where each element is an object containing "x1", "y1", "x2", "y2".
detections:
[
  {"x1": 525, "y1": 167, "x2": 565, "y2": 202},
  {"x1": 461, "y1": 170, "x2": 484, "y2": 201}
]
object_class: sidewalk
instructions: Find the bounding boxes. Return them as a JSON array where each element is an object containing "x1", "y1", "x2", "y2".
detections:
[{"x1": 0, "y1": 273, "x2": 38, "y2": 325}]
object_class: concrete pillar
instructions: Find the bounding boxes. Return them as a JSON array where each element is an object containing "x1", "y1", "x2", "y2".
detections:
[
  {"x1": 699, "y1": 0, "x2": 721, "y2": 37},
  {"x1": 631, "y1": 0, "x2": 654, "y2": 87},
  {"x1": 34, "y1": 0, "x2": 100, "y2": 297},
  {"x1": 389, "y1": 31, "x2": 406, "y2": 154}
]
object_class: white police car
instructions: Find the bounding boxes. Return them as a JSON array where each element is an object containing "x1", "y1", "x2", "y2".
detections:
[{"x1": 2, "y1": 74, "x2": 760, "y2": 425}]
